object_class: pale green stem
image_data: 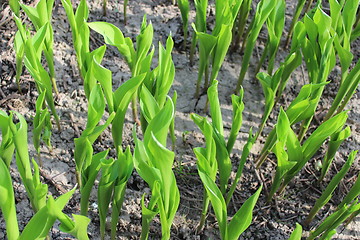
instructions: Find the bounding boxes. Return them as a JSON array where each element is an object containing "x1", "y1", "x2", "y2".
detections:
[
  {"x1": 103, "y1": 0, "x2": 107, "y2": 16},
  {"x1": 255, "y1": 41, "x2": 269, "y2": 76},
  {"x1": 197, "y1": 191, "x2": 210, "y2": 232},
  {"x1": 189, "y1": 34, "x2": 197, "y2": 66}
]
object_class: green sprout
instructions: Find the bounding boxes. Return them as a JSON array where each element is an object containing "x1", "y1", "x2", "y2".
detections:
[
  {"x1": 231, "y1": 0, "x2": 252, "y2": 51},
  {"x1": 267, "y1": 110, "x2": 348, "y2": 201},
  {"x1": 236, "y1": 0, "x2": 277, "y2": 92},
  {"x1": 134, "y1": 98, "x2": 180, "y2": 239},
  {"x1": 319, "y1": 126, "x2": 351, "y2": 182},
  {"x1": 14, "y1": 17, "x2": 61, "y2": 131},
  {"x1": 177, "y1": 0, "x2": 190, "y2": 50},
  {"x1": 189, "y1": 0, "x2": 208, "y2": 65},
  {"x1": 20, "y1": 0, "x2": 58, "y2": 94},
  {"x1": 305, "y1": 151, "x2": 358, "y2": 225},
  {"x1": 255, "y1": 0, "x2": 285, "y2": 75}
]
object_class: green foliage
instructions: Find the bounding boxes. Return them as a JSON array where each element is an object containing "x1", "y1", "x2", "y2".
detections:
[
  {"x1": 74, "y1": 84, "x2": 115, "y2": 188},
  {"x1": 61, "y1": 0, "x2": 90, "y2": 79},
  {"x1": 193, "y1": 28, "x2": 216, "y2": 98},
  {"x1": 267, "y1": 110, "x2": 349, "y2": 201},
  {"x1": 20, "y1": 0, "x2": 58, "y2": 94},
  {"x1": 89, "y1": 16, "x2": 154, "y2": 124},
  {"x1": 194, "y1": 0, "x2": 241, "y2": 97},
  {"x1": 285, "y1": 0, "x2": 306, "y2": 47},
  {"x1": 231, "y1": 0, "x2": 252, "y2": 51},
  {"x1": 338, "y1": 172, "x2": 360, "y2": 209},
  {"x1": 13, "y1": 17, "x2": 60, "y2": 131},
  {"x1": 20, "y1": 188, "x2": 90, "y2": 240},
  {"x1": 256, "y1": 81, "x2": 324, "y2": 167},
  {"x1": 319, "y1": 126, "x2": 351, "y2": 181},
  {"x1": 256, "y1": 0, "x2": 285, "y2": 75},
  {"x1": 88, "y1": 16, "x2": 153, "y2": 76},
  {"x1": 112, "y1": 74, "x2": 145, "y2": 152},
  {"x1": 9, "y1": 112, "x2": 48, "y2": 212},
  {"x1": 236, "y1": 0, "x2": 277, "y2": 91},
  {"x1": 191, "y1": 80, "x2": 258, "y2": 232},
  {"x1": 256, "y1": 5, "x2": 348, "y2": 167},
  {"x1": 296, "y1": 6, "x2": 342, "y2": 140},
  {"x1": 0, "y1": 158, "x2": 19, "y2": 240},
  {"x1": 324, "y1": 59, "x2": 360, "y2": 120},
  {"x1": 0, "y1": 111, "x2": 15, "y2": 167},
  {"x1": 134, "y1": 98, "x2": 180, "y2": 239},
  {"x1": 199, "y1": 169, "x2": 262, "y2": 240},
  {"x1": 0, "y1": 112, "x2": 90, "y2": 240},
  {"x1": 189, "y1": 0, "x2": 208, "y2": 65},
  {"x1": 110, "y1": 148, "x2": 133, "y2": 239},
  {"x1": 308, "y1": 200, "x2": 360, "y2": 240},
  {"x1": 329, "y1": 0, "x2": 359, "y2": 78},
  {"x1": 305, "y1": 151, "x2": 357, "y2": 225},
  {"x1": 13, "y1": 30, "x2": 24, "y2": 93},
  {"x1": 79, "y1": 150, "x2": 108, "y2": 216},
  {"x1": 33, "y1": 90, "x2": 52, "y2": 164},
  {"x1": 288, "y1": 223, "x2": 302, "y2": 240},
  {"x1": 89, "y1": 19, "x2": 176, "y2": 142},
  {"x1": 5, "y1": 1, "x2": 360, "y2": 239},
  {"x1": 9, "y1": 0, "x2": 20, "y2": 16},
  {"x1": 191, "y1": 113, "x2": 217, "y2": 230},
  {"x1": 96, "y1": 147, "x2": 133, "y2": 240}
]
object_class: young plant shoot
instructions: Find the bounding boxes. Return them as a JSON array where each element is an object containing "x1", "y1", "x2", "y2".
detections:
[
  {"x1": 14, "y1": 17, "x2": 61, "y2": 131},
  {"x1": 305, "y1": 151, "x2": 358, "y2": 225},
  {"x1": 20, "y1": 0, "x2": 58, "y2": 94},
  {"x1": 133, "y1": 98, "x2": 180, "y2": 239},
  {"x1": 177, "y1": 0, "x2": 190, "y2": 49},
  {"x1": 236, "y1": 0, "x2": 277, "y2": 91}
]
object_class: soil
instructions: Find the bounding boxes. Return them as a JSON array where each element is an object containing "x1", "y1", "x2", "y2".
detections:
[{"x1": 0, "y1": 0, "x2": 359, "y2": 239}]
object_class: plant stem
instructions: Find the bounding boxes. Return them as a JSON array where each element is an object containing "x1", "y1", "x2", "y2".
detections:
[
  {"x1": 239, "y1": 21, "x2": 252, "y2": 55},
  {"x1": 140, "y1": 113, "x2": 148, "y2": 136},
  {"x1": 226, "y1": 133, "x2": 253, "y2": 205},
  {"x1": 254, "y1": 120, "x2": 266, "y2": 142},
  {"x1": 231, "y1": 1, "x2": 251, "y2": 52},
  {"x1": 255, "y1": 41, "x2": 269, "y2": 75},
  {"x1": 51, "y1": 77, "x2": 59, "y2": 95},
  {"x1": 304, "y1": 0, "x2": 314, "y2": 14},
  {"x1": 189, "y1": 34, "x2": 197, "y2": 66},
  {"x1": 344, "y1": 209, "x2": 360, "y2": 228},
  {"x1": 195, "y1": 61, "x2": 209, "y2": 99},
  {"x1": 183, "y1": 25, "x2": 188, "y2": 51},
  {"x1": 132, "y1": 93, "x2": 140, "y2": 125},
  {"x1": 76, "y1": 171, "x2": 82, "y2": 189},
  {"x1": 203, "y1": 65, "x2": 210, "y2": 113},
  {"x1": 255, "y1": 129, "x2": 277, "y2": 168},
  {"x1": 54, "y1": 114, "x2": 61, "y2": 132},
  {"x1": 111, "y1": 185, "x2": 126, "y2": 240},
  {"x1": 285, "y1": 0, "x2": 306, "y2": 48},
  {"x1": 103, "y1": 0, "x2": 107, "y2": 16},
  {"x1": 195, "y1": 72, "x2": 202, "y2": 99},
  {"x1": 124, "y1": 0, "x2": 129, "y2": 25},
  {"x1": 15, "y1": 55, "x2": 23, "y2": 93},
  {"x1": 203, "y1": 63, "x2": 210, "y2": 92},
  {"x1": 37, "y1": 152, "x2": 43, "y2": 168},
  {"x1": 197, "y1": 191, "x2": 210, "y2": 232},
  {"x1": 297, "y1": 117, "x2": 312, "y2": 142},
  {"x1": 80, "y1": 191, "x2": 89, "y2": 216},
  {"x1": 44, "y1": 44, "x2": 58, "y2": 95}
]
